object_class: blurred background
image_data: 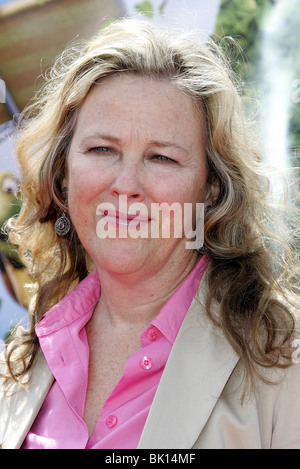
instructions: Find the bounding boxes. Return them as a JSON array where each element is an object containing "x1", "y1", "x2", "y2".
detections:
[{"x1": 0, "y1": 0, "x2": 299, "y2": 344}]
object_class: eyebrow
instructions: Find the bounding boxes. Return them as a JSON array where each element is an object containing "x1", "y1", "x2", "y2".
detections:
[
  {"x1": 80, "y1": 133, "x2": 188, "y2": 153},
  {"x1": 80, "y1": 133, "x2": 121, "y2": 144},
  {"x1": 148, "y1": 140, "x2": 188, "y2": 153}
]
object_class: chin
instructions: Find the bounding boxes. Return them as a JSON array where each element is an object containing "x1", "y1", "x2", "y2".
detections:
[{"x1": 92, "y1": 238, "x2": 151, "y2": 275}]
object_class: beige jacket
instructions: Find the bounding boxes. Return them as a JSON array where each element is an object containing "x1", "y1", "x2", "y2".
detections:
[{"x1": 1, "y1": 283, "x2": 300, "y2": 449}]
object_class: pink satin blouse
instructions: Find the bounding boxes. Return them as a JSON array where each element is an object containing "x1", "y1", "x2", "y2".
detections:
[{"x1": 22, "y1": 255, "x2": 209, "y2": 449}]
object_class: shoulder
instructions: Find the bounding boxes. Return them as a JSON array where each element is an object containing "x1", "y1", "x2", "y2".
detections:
[
  {"x1": 0, "y1": 349, "x2": 53, "y2": 449},
  {"x1": 251, "y1": 358, "x2": 300, "y2": 448}
]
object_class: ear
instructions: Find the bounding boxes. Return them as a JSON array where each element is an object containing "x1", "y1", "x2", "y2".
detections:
[
  {"x1": 60, "y1": 179, "x2": 68, "y2": 209},
  {"x1": 61, "y1": 177, "x2": 68, "y2": 192},
  {"x1": 204, "y1": 179, "x2": 220, "y2": 209}
]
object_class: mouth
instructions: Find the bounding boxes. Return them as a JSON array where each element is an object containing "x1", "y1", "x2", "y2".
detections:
[{"x1": 98, "y1": 208, "x2": 151, "y2": 227}]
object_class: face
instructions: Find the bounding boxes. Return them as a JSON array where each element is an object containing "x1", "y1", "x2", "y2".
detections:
[{"x1": 66, "y1": 74, "x2": 214, "y2": 276}]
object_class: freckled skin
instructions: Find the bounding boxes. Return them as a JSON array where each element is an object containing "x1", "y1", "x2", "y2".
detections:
[
  {"x1": 65, "y1": 75, "x2": 217, "y2": 437},
  {"x1": 66, "y1": 74, "x2": 212, "y2": 277}
]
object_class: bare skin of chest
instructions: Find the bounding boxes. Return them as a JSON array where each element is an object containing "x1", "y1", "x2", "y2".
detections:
[{"x1": 83, "y1": 322, "x2": 143, "y2": 437}]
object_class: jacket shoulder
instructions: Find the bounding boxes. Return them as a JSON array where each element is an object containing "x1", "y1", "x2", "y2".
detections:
[{"x1": 0, "y1": 350, "x2": 53, "y2": 449}]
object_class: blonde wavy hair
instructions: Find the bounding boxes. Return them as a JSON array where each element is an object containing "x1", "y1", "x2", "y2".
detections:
[{"x1": 3, "y1": 18, "x2": 299, "y2": 393}]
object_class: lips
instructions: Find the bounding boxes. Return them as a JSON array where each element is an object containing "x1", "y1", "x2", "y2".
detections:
[
  {"x1": 116, "y1": 210, "x2": 150, "y2": 223},
  {"x1": 99, "y1": 208, "x2": 151, "y2": 227}
]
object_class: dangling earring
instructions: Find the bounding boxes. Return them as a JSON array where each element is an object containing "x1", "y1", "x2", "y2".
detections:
[
  {"x1": 55, "y1": 186, "x2": 70, "y2": 236},
  {"x1": 55, "y1": 213, "x2": 70, "y2": 236}
]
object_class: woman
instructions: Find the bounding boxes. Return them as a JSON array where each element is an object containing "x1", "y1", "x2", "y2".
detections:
[{"x1": 0, "y1": 18, "x2": 299, "y2": 449}]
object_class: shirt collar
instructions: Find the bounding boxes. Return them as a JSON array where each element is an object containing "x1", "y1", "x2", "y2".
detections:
[
  {"x1": 36, "y1": 270, "x2": 100, "y2": 337},
  {"x1": 36, "y1": 255, "x2": 209, "y2": 342},
  {"x1": 149, "y1": 254, "x2": 210, "y2": 345}
]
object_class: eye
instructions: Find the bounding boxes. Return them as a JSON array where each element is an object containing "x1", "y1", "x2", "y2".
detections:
[
  {"x1": 90, "y1": 146, "x2": 110, "y2": 153},
  {"x1": 153, "y1": 155, "x2": 176, "y2": 163}
]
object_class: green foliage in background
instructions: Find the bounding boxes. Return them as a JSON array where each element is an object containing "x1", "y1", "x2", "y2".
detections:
[
  {"x1": 134, "y1": 0, "x2": 168, "y2": 18},
  {"x1": 35, "y1": 0, "x2": 168, "y2": 17},
  {"x1": 34, "y1": 0, "x2": 299, "y2": 161},
  {"x1": 215, "y1": 0, "x2": 300, "y2": 155}
]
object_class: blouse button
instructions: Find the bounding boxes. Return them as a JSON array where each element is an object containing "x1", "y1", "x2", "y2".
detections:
[
  {"x1": 106, "y1": 415, "x2": 118, "y2": 428},
  {"x1": 140, "y1": 356, "x2": 152, "y2": 370},
  {"x1": 146, "y1": 327, "x2": 158, "y2": 342}
]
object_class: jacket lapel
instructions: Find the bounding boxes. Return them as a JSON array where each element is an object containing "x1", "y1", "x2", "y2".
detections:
[
  {"x1": 1, "y1": 278, "x2": 239, "y2": 449},
  {"x1": 138, "y1": 284, "x2": 239, "y2": 449},
  {"x1": 0, "y1": 350, "x2": 54, "y2": 449}
]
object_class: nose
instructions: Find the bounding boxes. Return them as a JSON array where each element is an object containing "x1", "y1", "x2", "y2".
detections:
[{"x1": 109, "y1": 160, "x2": 145, "y2": 202}]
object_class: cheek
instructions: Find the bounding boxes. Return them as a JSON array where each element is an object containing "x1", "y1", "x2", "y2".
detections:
[
  {"x1": 67, "y1": 160, "x2": 107, "y2": 205},
  {"x1": 66, "y1": 168, "x2": 99, "y2": 233},
  {"x1": 154, "y1": 172, "x2": 207, "y2": 206},
  {"x1": 148, "y1": 172, "x2": 185, "y2": 203}
]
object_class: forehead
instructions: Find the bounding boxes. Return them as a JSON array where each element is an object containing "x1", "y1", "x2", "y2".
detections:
[{"x1": 74, "y1": 74, "x2": 203, "y2": 144}]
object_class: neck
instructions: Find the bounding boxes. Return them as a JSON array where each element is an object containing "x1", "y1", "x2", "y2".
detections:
[{"x1": 93, "y1": 251, "x2": 200, "y2": 330}]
